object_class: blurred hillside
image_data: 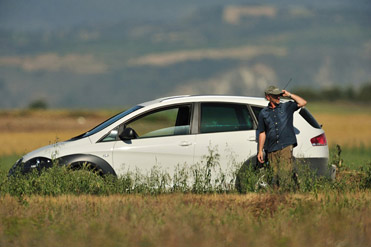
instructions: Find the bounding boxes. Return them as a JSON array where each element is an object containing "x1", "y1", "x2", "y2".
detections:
[{"x1": 0, "y1": 0, "x2": 370, "y2": 108}]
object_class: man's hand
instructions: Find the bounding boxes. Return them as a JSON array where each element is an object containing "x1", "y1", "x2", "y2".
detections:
[
  {"x1": 281, "y1": 90, "x2": 291, "y2": 98},
  {"x1": 257, "y1": 150, "x2": 265, "y2": 164},
  {"x1": 282, "y1": 90, "x2": 307, "y2": 108}
]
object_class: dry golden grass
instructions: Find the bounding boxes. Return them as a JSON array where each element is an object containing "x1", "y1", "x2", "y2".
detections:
[
  {"x1": 316, "y1": 113, "x2": 371, "y2": 147},
  {"x1": 0, "y1": 110, "x2": 109, "y2": 155},
  {"x1": 0, "y1": 131, "x2": 82, "y2": 155},
  {"x1": 0, "y1": 193, "x2": 370, "y2": 247}
]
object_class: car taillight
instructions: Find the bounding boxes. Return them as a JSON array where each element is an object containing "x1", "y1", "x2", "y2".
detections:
[{"x1": 310, "y1": 133, "x2": 327, "y2": 146}]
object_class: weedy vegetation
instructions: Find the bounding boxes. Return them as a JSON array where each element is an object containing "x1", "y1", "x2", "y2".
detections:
[{"x1": 2, "y1": 145, "x2": 370, "y2": 199}]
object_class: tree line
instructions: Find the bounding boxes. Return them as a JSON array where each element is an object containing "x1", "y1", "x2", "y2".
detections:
[{"x1": 292, "y1": 82, "x2": 371, "y2": 102}]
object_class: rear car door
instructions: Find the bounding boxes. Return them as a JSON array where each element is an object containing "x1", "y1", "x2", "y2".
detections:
[
  {"x1": 193, "y1": 102, "x2": 258, "y2": 171},
  {"x1": 112, "y1": 104, "x2": 195, "y2": 174}
]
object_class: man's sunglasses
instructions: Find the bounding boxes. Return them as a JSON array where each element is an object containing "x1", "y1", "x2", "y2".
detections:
[{"x1": 270, "y1": 94, "x2": 281, "y2": 99}]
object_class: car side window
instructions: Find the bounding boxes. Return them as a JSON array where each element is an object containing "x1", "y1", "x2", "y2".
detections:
[
  {"x1": 126, "y1": 105, "x2": 191, "y2": 138},
  {"x1": 251, "y1": 106, "x2": 263, "y2": 121},
  {"x1": 200, "y1": 103, "x2": 254, "y2": 133}
]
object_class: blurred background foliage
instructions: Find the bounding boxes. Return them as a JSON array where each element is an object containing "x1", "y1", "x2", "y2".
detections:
[{"x1": 293, "y1": 82, "x2": 371, "y2": 102}]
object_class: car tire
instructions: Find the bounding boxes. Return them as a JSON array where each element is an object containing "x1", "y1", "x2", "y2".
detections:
[
  {"x1": 235, "y1": 156, "x2": 267, "y2": 193},
  {"x1": 68, "y1": 161, "x2": 105, "y2": 176}
]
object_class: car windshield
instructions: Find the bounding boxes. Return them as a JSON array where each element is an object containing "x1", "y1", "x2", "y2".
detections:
[{"x1": 70, "y1": 105, "x2": 143, "y2": 140}]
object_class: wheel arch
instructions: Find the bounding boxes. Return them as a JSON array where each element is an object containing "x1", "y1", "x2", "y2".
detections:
[{"x1": 57, "y1": 154, "x2": 116, "y2": 176}]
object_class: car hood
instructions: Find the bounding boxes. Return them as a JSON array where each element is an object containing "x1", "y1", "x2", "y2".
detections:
[{"x1": 22, "y1": 137, "x2": 92, "y2": 162}]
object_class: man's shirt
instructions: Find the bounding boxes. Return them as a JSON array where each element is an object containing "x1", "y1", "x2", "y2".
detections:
[{"x1": 257, "y1": 101, "x2": 299, "y2": 153}]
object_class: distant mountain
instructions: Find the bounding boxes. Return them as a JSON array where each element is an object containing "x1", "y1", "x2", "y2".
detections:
[{"x1": 0, "y1": 0, "x2": 370, "y2": 108}]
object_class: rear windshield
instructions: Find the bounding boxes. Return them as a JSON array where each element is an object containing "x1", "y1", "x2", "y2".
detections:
[{"x1": 299, "y1": 108, "x2": 321, "y2": 129}]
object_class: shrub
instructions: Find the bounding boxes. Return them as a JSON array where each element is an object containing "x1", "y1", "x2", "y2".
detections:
[
  {"x1": 28, "y1": 99, "x2": 48, "y2": 110},
  {"x1": 1, "y1": 148, "x2": 370, "y2": 197},
  {"x1": 361, "y1": 162, "x2": 371, "y2": 189}
]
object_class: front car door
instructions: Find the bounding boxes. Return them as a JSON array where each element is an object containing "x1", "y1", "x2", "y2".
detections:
[{"x1": 112, "y1": 104, "x2": 195, "y2": 175}]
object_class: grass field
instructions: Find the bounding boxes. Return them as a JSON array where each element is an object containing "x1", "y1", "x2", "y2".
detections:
[
  {"x1": 0, "y1": 193, "x2": 370, "y2": 247},
  {"x1": 0, "y1": 109, "x2": 110, "y2": 156},
  {"x1": 306, "y1": 102, "x2": 371, "y2": 148},
  {"x1": 0, "y1": 102, "x2": 370, "y2": 246}
]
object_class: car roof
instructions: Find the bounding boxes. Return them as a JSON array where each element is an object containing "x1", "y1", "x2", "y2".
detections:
[{"x1": 139, "y1": 95, "x2": 268, "y2": 107}]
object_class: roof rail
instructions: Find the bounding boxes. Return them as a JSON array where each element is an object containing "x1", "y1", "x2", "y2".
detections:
[{"x1": 159, "y1": 95, "x2": 191, "y2": 102}]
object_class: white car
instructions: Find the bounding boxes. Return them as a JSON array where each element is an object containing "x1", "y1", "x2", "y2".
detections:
[{"x1": 10, "y1": 95, "x2": 333, "y2": 180}]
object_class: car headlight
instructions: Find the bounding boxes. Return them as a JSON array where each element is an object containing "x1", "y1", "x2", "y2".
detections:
[
  {"x1": 8, "y1": 158, "x2": 23, "y2": 177},
  {"x1": 8, "y1": 157, "x2": 54, "y2": 176},
  {"x1": 23, "y1": 157, "x2": 53, "y2": 173}
]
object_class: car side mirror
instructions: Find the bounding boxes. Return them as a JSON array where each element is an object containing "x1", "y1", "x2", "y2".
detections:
[{"x1": 118, "y1": 127, "x2": 138, "y2": 140}]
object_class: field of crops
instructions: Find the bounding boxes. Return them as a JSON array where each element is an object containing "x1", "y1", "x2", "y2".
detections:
[{"x1": 0, "y1": 102, "x2": 370, "y2": 246}]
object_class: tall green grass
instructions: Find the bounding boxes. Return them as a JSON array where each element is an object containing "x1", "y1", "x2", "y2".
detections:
[
  {"x1": 0, "y1": 154, "x2": 19, "y2": 172},
  {"x1": 329, "y1": 145, "x2": 371, "y2": 171},
  {"x1": 1, "y1": 155, "x2": 370, "y2": 200},
  {"x1": 0, "y1": 145, "x2": 369, "y2": 198}
]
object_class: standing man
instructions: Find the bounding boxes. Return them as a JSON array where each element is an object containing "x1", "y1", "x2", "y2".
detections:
[{"x1": 257, "y1": 85, "x2": 307, "y2": 187}]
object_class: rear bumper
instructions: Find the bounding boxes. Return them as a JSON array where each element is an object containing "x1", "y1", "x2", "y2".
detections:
[{"x1": 295, "y1": 157, "x2": 336, "y2": 179}]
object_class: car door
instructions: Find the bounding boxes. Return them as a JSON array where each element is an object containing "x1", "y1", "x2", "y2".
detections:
[
  {"x1": 193, "y1": 102, "x2": 258, "y2": 171},
  {"x1": 111, "y1": 104, "x2": 195, "y2": 175}
]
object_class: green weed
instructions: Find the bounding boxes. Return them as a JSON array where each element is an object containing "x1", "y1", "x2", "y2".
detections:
[
  {"x1": 360, "y1": 162, "x2": 371, "y2": 189},
  {"x1": 0, "y1": 146, "x2": 370, "y2": 197}
]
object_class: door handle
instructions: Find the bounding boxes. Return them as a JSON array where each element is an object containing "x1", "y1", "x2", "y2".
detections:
[
  {"x1": 248, "y1": 136, "x2": 257, "y2": 142},
  {"x1": 179, "y1": 141, "x2": 192, "y2": 147}
]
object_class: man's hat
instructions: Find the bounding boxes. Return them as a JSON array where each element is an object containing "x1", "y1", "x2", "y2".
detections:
[{"x1": 265, "y1": 85, "x2": 283, "y2": 96}]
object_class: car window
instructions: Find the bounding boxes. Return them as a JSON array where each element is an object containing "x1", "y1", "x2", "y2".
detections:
[
  {"x1": 200, "y1": 103, "x2": 254, "y2": 133},
  {"x1": 126, "y1": 105, "x2": 191, "y2": 138},
  {"x1": 299, "y1": 108, "x2": 322, "y2": 129},
  {"x1": 251, "y1": 106, "x2": 263, "y2": 120}
]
